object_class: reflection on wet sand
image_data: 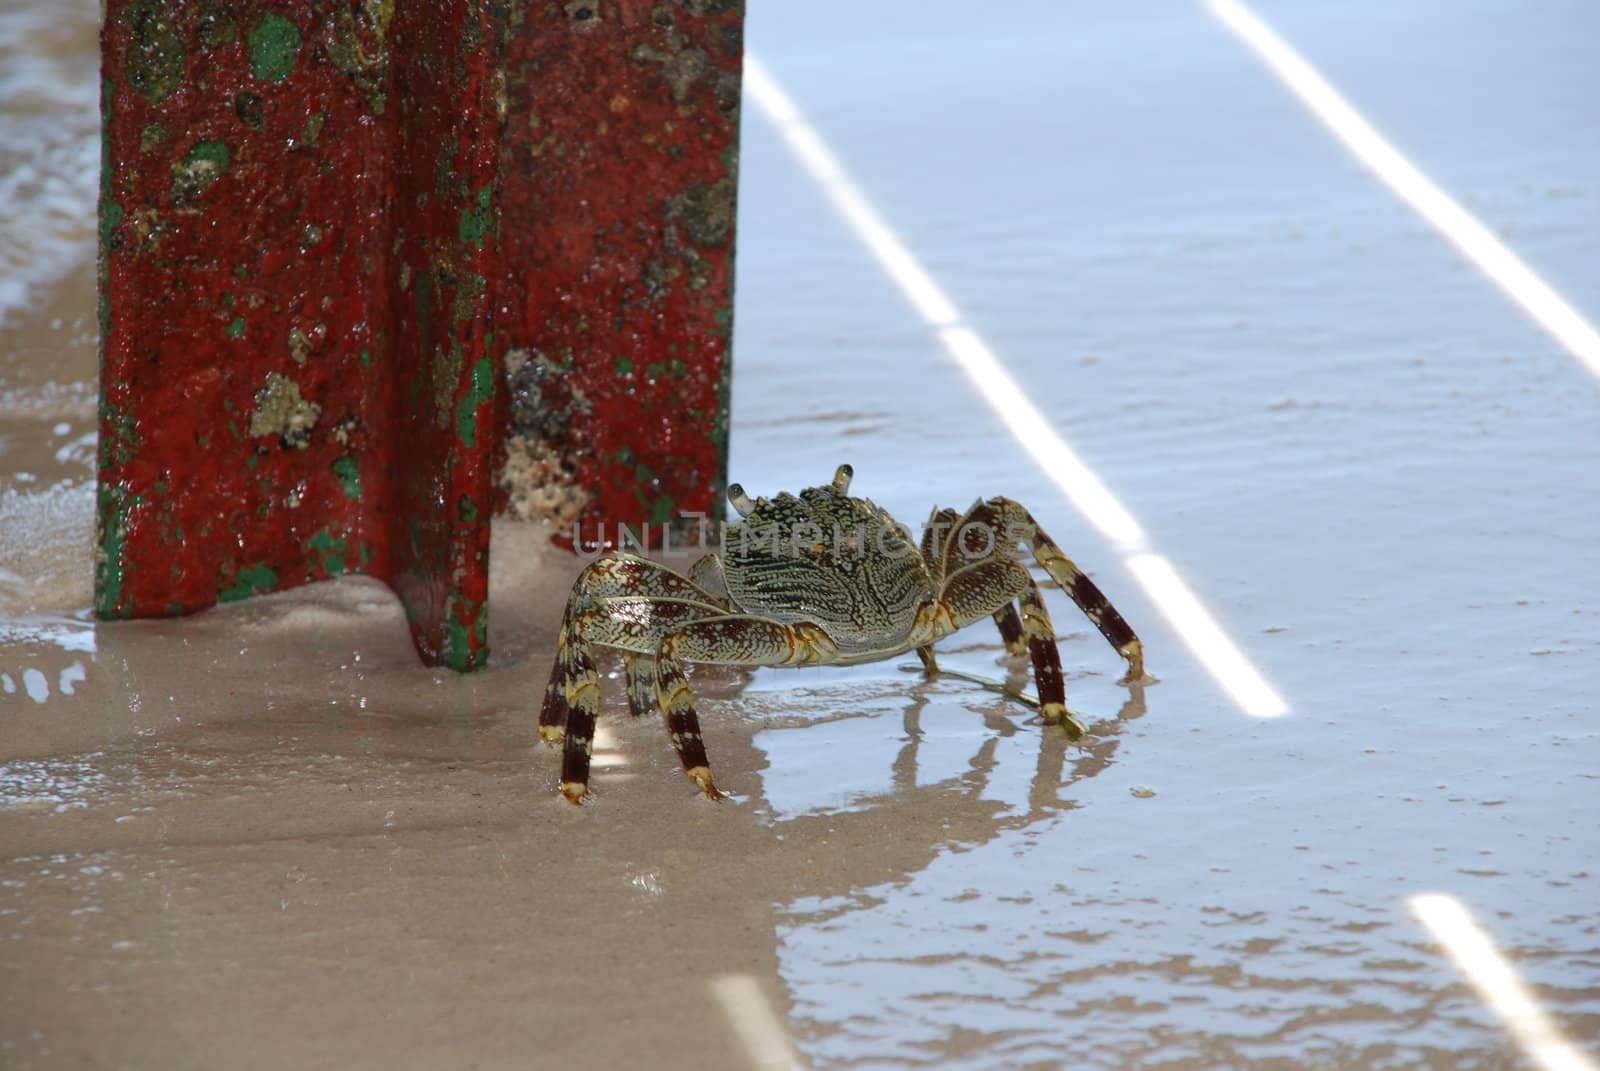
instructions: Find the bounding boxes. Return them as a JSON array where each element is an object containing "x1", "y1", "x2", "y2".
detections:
[
  {"x1": 0, "y1": 524, "x2": 1151, "y2": 1070},
  {"x1": 2, "y1": 533, "x2": 1596, "y2": 1069},
  {"x1": 747, "y1": 669, "x2": 1596, "y2": 1069}
]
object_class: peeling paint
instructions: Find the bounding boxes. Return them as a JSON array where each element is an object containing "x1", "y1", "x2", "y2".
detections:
[
  {"x1": 494, "y1": 0, "x2": 743, "y2": 547},
  {"x1": 98, "y1": 0, "x2": 739, "y2": 669},
  {"x1": 458, "y1": 186, "x2": 493, "y2": 249},
  {"x1": 455, "y1": 356, "x2": 495, "y2": 449},
  {"x1": 119, "y1": 2, "x2": 185, "y2": 104},
  {"x1": 669, "y1": 176, "x2": 736, "y2": 248},
  {"x1": 308, "y1": 528, "x2": 350, "y2": 573},
  {"x1": 171, "y1": 140, "x2": 231, "y2": 199},
  {"x1": 331, "y1": 455, "x2": 362, "y2": 500},
  {"x1": 220, "y1": 562, "x2": 278, "y2": 602}
]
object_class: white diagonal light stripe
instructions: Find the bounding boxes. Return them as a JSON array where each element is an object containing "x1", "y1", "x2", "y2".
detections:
[
  {"x1": 1410, "y1": 894, "x2": 1598, "y2": 1071},
  {"x1": 1208, "y1": 0, "x2": 1600, "y2": 379},
  {"x1": 1125, "y1": 554, "x2": 1285, "y2": 718},
  {"x1": 711, "y1": 973, "x2": 804, "y2": 1071},
  {"x1": 744, "y1": 53, "x2": 1288, "y2": 718}
]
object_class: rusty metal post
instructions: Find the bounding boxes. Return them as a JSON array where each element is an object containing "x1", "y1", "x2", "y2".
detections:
[
  {"x1": 97, "y1": 1, "x2": 744, "y2": 668},
  {"x1": 494, "y1": 0, "x2": 742, "y2": 549}
]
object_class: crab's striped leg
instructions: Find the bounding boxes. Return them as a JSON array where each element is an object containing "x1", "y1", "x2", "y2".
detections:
[
  {"x1": 536, "y1": 605, "x2": 605, "y2": 804},
  {"x1": 550, "y1": 597, "x2": 731, "y2": 804},
  {"x1": 934, "y1": 558, "x2": 1080, "y2": 732},
  {"x1": 539, "y1": 553, "x2": 723, "y2": 748},
  {"x1": 652, "y1": 646, "x2": 723, "y2": 801},
  {"x1": 992, "y1": 603, "x2": 1028, "y2": 656},
  {"x1": 962, "y1": 498, "x2": 1145, "y2": 684},
  {"x1": 653, "y1": 618, "x2": 839, "y2": 800},
  {"x1": 1031, "y1": 538, "x2": 1144, "y2": 684},
  {"x1": 538, "y1": 553, "x2": 729, "y2": 805},
  {"x1": 919, "y1": 506, "x2": 961, "y2": 579},
  {"x1": 1017, "y1": 576, "x2": 1083, "y2": 739},
  {"x1": 914, "y1": 507, "x2": 961, "y2": 670},
  {"x1": 920, "y1": 507, "x2": 1029, "y2": 662},
  {"x1": 622, "y1": 653, "x2": 657, "y2": 719}
]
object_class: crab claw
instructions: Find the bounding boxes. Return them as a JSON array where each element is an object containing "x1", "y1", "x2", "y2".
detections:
[{"x1": 831, "y1": 463, "x2": 853, "y2": 495}]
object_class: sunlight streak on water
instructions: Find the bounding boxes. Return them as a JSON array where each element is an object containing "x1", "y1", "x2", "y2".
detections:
[
  {"x1": 1409, "y1": 893, "x2": 1599, "y2": 1071},
  {"x1": 711, "y1": 973, "x2": 804, "y2": 1071},
  {"x1": 744, "y1": 52, "x2": 1289, "y2": 719},
  {"x1": 1126, "y1": 553, "x2": 1286, "y2": 717},
  {"x1": 1208, "y1": 0, "x2": 1600, "y2": 379}
]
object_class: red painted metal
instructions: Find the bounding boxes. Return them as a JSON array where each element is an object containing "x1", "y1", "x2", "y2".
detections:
[
  {"x1": 97, "y1": 1, "x2": 744, "y2": 668},
  {"x1": 495, "y1": 0, "x2": 742, "y2": 550}
]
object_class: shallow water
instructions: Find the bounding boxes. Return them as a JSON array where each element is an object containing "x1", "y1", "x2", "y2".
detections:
[{"x1": 3, "y1": 1, "x2": 1599, "y2": 1068}]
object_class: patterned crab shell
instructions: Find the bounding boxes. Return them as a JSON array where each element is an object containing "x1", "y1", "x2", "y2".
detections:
[{"x1": 720, "y1": 481, "x2": 932, "y2": 651}]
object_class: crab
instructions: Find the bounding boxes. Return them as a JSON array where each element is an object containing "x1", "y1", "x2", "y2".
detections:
[{"x1": 538, "y1": 464, "x2": 1144, "y2": 803}]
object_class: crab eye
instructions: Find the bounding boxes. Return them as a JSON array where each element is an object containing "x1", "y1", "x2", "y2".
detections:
[{"x1": 831, "y1": 464, "x2": 853, "y2": 495}]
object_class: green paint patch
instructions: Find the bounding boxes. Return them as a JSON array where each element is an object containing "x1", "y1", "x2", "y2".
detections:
[
  {"x1": 248, "y1": 14, "x2": 302, "y2": 83},
  {"x1": 643, "y1": 359, "x2": 688, "y2": 381},
  {"x1": 226, "y1": 317, "x2": 245, "y2": 339},
  {"x1": 220, "y1": 562, "x2": 278, "y2": 602},
  {"x1": 139, "y1": 123, "x2": 169, "y2": 152},
  {"x1": 711, "y1": 356, "x2": 731, "y2": 456},
  {"x1": 458, "y1": 186, "x2": 494, "y2": 250},
  {"x1": 331, "y1": 455, "x2": 362, "y2": 500},
  {"x1": 444, "y1": 603, "x2": 488, "y2": 671},
  {"x1": 309, "y1": 528, "x2": 350, "y2": 574},
  {"x1": 446, "y1": 615, "x2": 471, "y2": 668},
  {"x1": 614, "y1": 356, "x2": 633, "y2": 376},
  {"x1": 454, "y1": 356, "x2": 494, "y2": 448},
  {"x1": 359, "y1": 348, "x2": 373, "y2": 369},
  {"x1": 99, "y1": 399, "x2": 140, "y2": 468},
  {"x1": 172, "y1": 140, "x2": 232, "y2": 199},
  {"x1": 101, "y1": 197, "x2": 124, "y2": 252},
  {"x1": 94, "y1": 483, "x2": 135, "y2": 618}
]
